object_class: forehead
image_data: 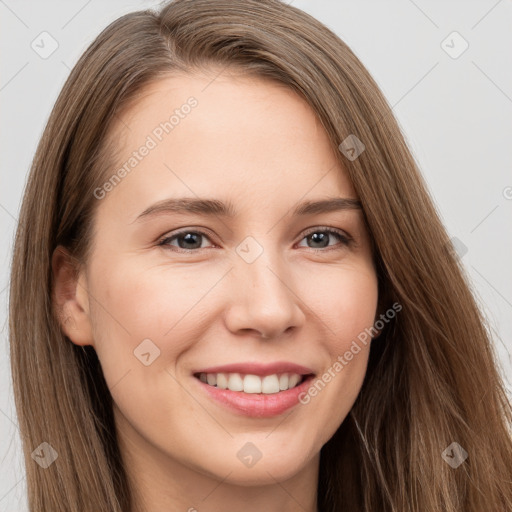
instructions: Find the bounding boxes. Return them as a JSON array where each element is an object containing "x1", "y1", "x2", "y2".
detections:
[{"x1": 100, "y1": 71, "x2": 357, "y2": 216}]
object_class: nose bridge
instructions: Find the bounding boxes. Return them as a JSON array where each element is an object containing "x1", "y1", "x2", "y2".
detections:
[
  {"x1": 236, "y1": 233, "x2": 288, "y2": 292},
  {"x1": 227, "y1": 235, "x2": 303, "y2": 337}
]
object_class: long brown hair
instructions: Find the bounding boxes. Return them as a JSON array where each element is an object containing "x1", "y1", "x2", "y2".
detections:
[{"x1": 9, "y1": 0, "x2": 512, "y2": 510}]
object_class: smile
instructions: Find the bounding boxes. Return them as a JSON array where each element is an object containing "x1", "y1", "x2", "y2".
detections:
[
  {"x1": 192, "y1": 362, "x2": 316, "y2": 418},
  {"x1": 195, "y1": 372, "x2": 306, "y2": 394}
]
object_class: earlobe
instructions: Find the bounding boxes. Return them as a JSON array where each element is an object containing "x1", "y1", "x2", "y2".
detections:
[{"x1": 51, "y1": 246, "x2": 94, "y2": 347}]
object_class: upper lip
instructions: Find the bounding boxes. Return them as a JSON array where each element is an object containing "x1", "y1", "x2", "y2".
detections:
[{"x1": 193, "y1": 361, "x2": 316, "y2": 377}]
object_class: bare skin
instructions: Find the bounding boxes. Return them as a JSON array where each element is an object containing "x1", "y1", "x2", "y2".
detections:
[{"x1": 53, "y1": 68, "x2": 379, "y2": 512}]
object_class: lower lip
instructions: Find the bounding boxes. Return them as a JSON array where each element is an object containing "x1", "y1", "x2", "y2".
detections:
[{"x1": 195, "y1": 375, "x2": 315, "y2": 418}]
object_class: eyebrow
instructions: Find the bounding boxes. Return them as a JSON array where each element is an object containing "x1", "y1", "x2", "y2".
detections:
[{"x1": 133, "y1": 196, "x2": 362, "y2": 222}]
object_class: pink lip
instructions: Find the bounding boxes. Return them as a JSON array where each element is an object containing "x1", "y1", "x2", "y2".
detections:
[
  {"x1": 193, "y1": 361, "x2": 315, "y2": 377},
  {"x1": 194, "y1": 374, "x2": 315, "y2": 418}
]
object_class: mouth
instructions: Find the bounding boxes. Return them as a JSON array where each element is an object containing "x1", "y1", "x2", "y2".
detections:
[
  {"x1": 193, "y1": 371, "x2": 312, "y2": 394},
  {"x1": 192, "y1": 363, "x2": 316, "y2": 418}
]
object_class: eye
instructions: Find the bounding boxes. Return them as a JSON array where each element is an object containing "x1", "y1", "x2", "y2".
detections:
[
  {"x1": 296, "y1": 227, "x2": 352, "y2": 251},
  {"x1": 158, "y1": 230, "x2": 215, "y2": 252}
]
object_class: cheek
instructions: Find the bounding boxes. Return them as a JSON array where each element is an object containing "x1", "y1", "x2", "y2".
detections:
[
  {"x1": 85, "y1": 256, "x2": 233, "y2": 422},
  {"x1": 88, "y1": 256, "x2": 217, "y2": 354},
  {"x1": 304, "y1": 260, "x2": 379, "y2": 350},
  {"x1": 295, "y1": 262, "x2": 378, "y2": 431},
  {"x1": 86, "y1": 262, "x2": 200, "y2": 434}
]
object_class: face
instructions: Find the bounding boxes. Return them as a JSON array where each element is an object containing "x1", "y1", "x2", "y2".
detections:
[{"x1": 56, "y1": 70, "x2": 379, "y2": 488}]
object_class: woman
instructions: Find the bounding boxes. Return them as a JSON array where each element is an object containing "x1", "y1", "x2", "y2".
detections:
[{"x1": 9, "y1": 0, "x2": 512, "y2": 510}]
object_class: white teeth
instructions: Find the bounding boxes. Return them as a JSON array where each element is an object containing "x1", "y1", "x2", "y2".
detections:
[
  {"x1": 243, "y1": 374, "x2": 262, "y2": 394},
  {"x1": 217, "y1": 373, "x2": 228, "y2": 389},
  {"x1": 261, "y1": 374, "x2": 280, "y2": 394},
  {"x1": 198, "y1": 372, "x2": 306, "y2": 393},
  {"x1": 228, "y1": 373, "x2": 244, "y2": 392},
  {"x1": 288, "y1": 374, "x2": 301, "y2": 388}
]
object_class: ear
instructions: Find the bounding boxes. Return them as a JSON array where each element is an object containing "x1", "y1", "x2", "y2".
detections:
[{"x1": 51, "y1": 246, "x2": 94, "y2": 347}]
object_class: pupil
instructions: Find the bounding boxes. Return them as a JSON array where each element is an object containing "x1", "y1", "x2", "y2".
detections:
[
  {"x1": 310, "y1": 232, "x2": 328, "y2": 248},
  {"x1": 180, "y1": 233, "x2": 201, "y2": 249}
]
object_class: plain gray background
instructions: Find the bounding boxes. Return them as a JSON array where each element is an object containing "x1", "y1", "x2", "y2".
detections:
[{"x1": 1, "y1": 0, "x2": 511, "y2": 509}]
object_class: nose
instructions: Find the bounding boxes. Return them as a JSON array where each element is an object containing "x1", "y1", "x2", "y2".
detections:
[{"x1": 223, "y1": 245, "x2": 306, "y2": 340}]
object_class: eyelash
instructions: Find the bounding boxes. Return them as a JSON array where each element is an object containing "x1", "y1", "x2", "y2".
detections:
[{"x1": 157, "y1": 226, "x2": 353, "y2": 254}]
